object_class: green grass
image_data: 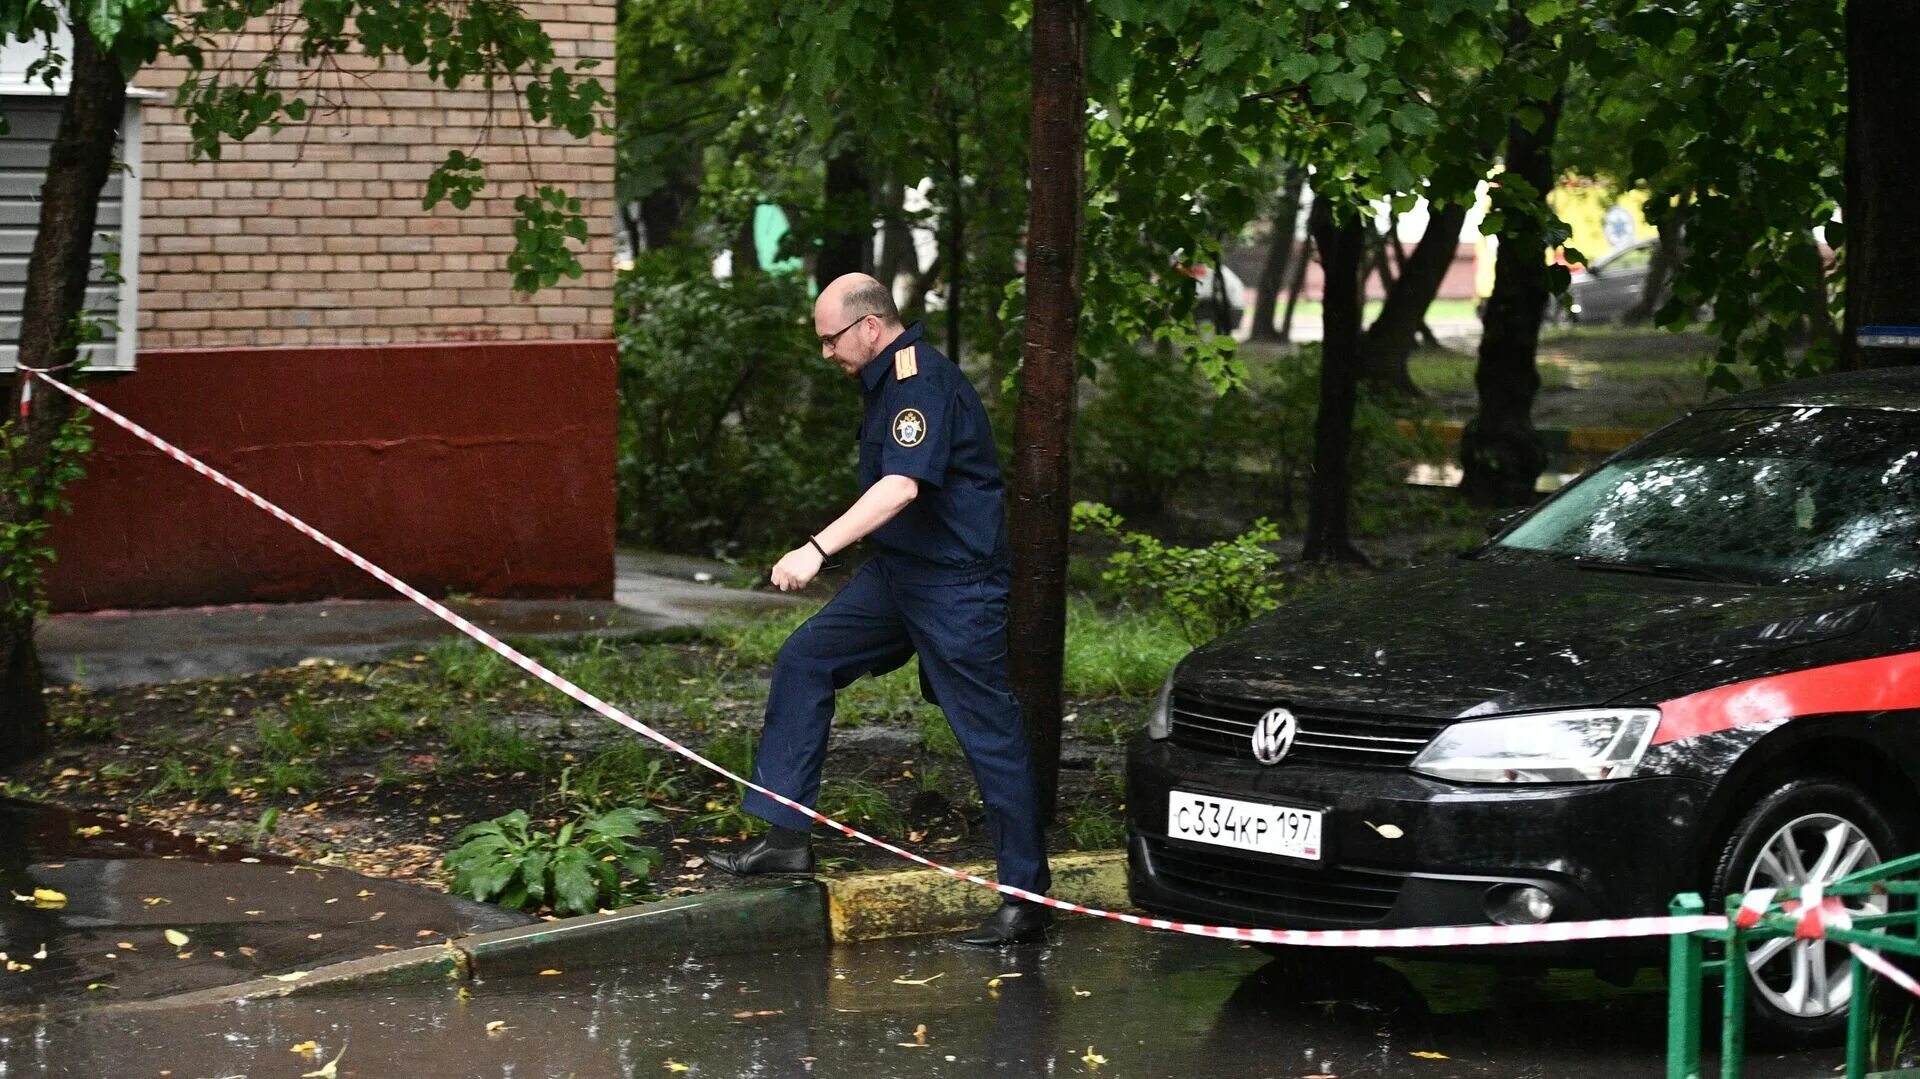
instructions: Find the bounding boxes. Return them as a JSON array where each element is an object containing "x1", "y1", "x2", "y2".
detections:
[
  {"x1": 1281, "y1": 298, "x2": 1481, "y2": 325},
  {"x1": 705, "y1": 603, "x2": 821, "y2": 667},
  {"x1": 561, "y1": 740, "x2": 683, "y2": 813},
  {"x1": 443, "y1": 716, "x2": 550, "y2": 774},
  {"x1": 1063, "y1": 599, "x2": 1190, "y2": 697}
]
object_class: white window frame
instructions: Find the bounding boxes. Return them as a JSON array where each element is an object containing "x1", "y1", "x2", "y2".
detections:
[{"x1": 2, "y1": 35, "x2": 151, "y2": 374}]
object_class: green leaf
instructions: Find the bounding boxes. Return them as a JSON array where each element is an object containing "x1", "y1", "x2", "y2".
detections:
[
  {"x1": 1276, "y1": 52, "x2": 1317, "y2": 85},
  {"x1": 1349, "y1": 28, "x2": 1388, "y2": 63},
  {"x1": 85, "y1": 0, "x2": 125, "y2": 50},
  {"x1": 550, "y1": 847, "x2": 599, "y2": 916},
  {"x1": 1391, "y1": 102, "x2": 1438, "y2": 136}
]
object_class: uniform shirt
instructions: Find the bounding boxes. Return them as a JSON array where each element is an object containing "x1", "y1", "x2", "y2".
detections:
[{"x1": 857, "y1": 322, "x2": 1009, "y2": 572}]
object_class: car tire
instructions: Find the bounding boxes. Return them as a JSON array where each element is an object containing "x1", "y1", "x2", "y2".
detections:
[{"x1": 1709, "y1": 777, "x2": 1902, "y2": 1047}]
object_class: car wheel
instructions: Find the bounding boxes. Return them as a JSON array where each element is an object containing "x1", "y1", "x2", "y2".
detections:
[{"x1": 1710, "y1": 778, "x2": 1899, "y2": 1046}]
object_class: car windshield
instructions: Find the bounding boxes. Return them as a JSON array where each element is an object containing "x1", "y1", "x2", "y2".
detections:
[{"x1": 1492, "y1": 406, "x2": 1920, "y2": 584}]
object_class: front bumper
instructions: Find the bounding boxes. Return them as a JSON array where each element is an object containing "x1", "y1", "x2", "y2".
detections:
[{"x1": 1127, "y1": 736, "x2": 1714, "y2": 950}]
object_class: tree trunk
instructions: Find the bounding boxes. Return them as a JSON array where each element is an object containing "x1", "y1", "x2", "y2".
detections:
[
  {"x1": 943, "y1": 107, "x2": 965, "y2": 364},
  {"x1": 1461, "y1": 83, "x2": 1562, "y2": 508},
  {"x1": 876, "y1": 173, "x2": 913, "y2": 297},
  {"x1": 1387, "y1": 216, "x2": 1444, "y2": 349},
  {"x1": 1301, "y1": 196, "x2": 1368, "y2": 565},
  {"x1": 1277, "y1": 232, "x2": 1313, "y2": 343},
  {"x1": 636, "y1": 161, "x2": 700, "y2": 251},
  {"x1": 1623, "y1": 191, "x2": 1690, "y2": 326},
  {"x1": 1842, "y1": 0, "x2": 1920, "y2": 369},
  {"x1": 731, "y1": 214, "x2": 759, "y2": 279},
  {"x1": 2, "y1": 22, "x2": 126, "y2": 767},
  {"x1": 1362, "y1": 202, "x2": 1468, "y2": 395},
  {"x1": 1009, "y1": 0, "x2": 1086, "y2": 825},
  {"x1": 1249, "y1": 169, "x2": 1305, "y2": 342},
  {"x1": 816, "y1": 147, "x2": 872, "y2": 290}
]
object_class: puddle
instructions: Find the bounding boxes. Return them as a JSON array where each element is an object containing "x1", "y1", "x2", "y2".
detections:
[
  {"x1": 0, "y1": 799, "x2": 529, "y2": 1011},
  {"x1": 0, "y1": 917, "x2": 1841, "y2": 1077}
]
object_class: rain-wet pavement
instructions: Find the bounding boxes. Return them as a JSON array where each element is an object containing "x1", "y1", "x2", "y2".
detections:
[
  {"x1": 0, "y1": 799, "x2": 530, "y2": 1012},
  {"x1": 1, "y1": 915, "x2": 1840, "y2": 1077}
]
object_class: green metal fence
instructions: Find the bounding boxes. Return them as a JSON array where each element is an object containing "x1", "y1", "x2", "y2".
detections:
[{"x1": 1668, "y1": 850, "x2": 1920, "y2": 1079}]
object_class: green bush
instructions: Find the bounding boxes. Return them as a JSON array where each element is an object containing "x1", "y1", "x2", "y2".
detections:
[
  {"x1": 444, "y1": 807, "x2": 664, "y2": 916},
  {"x1": 1072, "y1": 502, "x2": 1282, "y2": 645},
  {"x1": 616, "y1": 252, "x2": 859, "y2": 557},
  {"x1": 1074, "y1": 344, "x2": 1214, "y2": 516},
  {"x1": 1213, "y1": 344, "x2": 1452, "y2": 530}
]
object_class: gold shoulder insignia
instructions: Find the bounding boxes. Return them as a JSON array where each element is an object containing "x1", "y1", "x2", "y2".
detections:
[{"x1": 894, "y1": 345, "x2": 919, "y2": 381}]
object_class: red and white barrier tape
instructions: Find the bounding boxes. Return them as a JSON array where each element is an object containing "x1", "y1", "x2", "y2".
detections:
[
  {"x1": 4, "y1": 367, "x2": 1768, "y2": 948},
  {"x1": 1851, "y1": 944, "x2": 1920, "y2": 1000}
]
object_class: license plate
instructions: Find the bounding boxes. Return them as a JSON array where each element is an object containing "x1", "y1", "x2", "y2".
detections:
[{"x1": 1166, "y1": 789, "x2": 1323, "y2": 861}]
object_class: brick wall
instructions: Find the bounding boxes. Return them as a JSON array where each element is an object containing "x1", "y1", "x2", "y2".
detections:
[{"x1": 130, "y1": 2, "x2": 615, "y2": 349}]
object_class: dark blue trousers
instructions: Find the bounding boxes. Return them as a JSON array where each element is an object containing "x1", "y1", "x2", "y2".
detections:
[{"x1": 743, "y1": 555, "x2": 1051, "y2": 896}]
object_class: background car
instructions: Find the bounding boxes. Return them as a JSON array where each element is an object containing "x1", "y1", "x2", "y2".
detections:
[
  {"x1": 1127, "y1": 366, "x2": 1920, "y2": 1044},
  {"x1": 1563, "y1": 238, "x2": 1658, "y2": 324},
  {"x1": 1188, "y1": 263, "x2": 1248, "y2": 333}
]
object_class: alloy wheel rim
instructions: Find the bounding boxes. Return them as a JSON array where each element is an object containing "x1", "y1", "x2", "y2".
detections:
[{"x1": 1740, "y1": 811, "x2": 1885, "y2": 1020}]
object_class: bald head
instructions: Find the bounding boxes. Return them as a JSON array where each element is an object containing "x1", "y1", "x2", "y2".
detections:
[
  {"x1": 814, "y1": 273, "x2": 903, "y2": 377},
  {"x1": 817, "y1": 273, "x2": 900, "y2": 328}
]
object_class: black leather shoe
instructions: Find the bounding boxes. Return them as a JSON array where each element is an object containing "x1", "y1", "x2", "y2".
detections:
[
  {"x1": 957, "y1": 900, "x2": 1053, "y2": 946},
  {"x1": 707, "y1": 835, "x2": 815, "y2": 877}
]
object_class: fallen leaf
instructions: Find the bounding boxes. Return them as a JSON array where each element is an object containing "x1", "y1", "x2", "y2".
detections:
[
  {"x1": 301, "y1": 1042, "x2": 347, "y2": 1078},
  {"x1": 1365, "y1": 821, "x2": 1406, "y2": 840},
  {"x1": 290, "y1": 1041, "x2": 320, "y2": 1056},
  {"x1": 116, "y1": 941, "x2": 136, "y2": 951},
  {"x1": 32, "y1": 945, "x2": 46, "y2": 960},
  {"x1": 74, "y1": 825, "x2": 105, "y2": 838},
  {"x1": 265, "y1": 970, "x2": 311, "y2": 982},
  {"x1": 1073, "y1": 987, "x2": 1092, "y2": 997},
  {"x1": 664, "y1": 1063, "x2": 689, "y2": 1073},
  {"x1": 165, "y1": 929, "x2": 190, "y2": 948},
  {"x1": 307, "y1": 933, "x2": 325, "y2": 940},
  {"x1": 1083, "y1": 1046, "x2": 1108, "y2": 1068},
  {"x1": 31, "y1": 888, "x2": 66, "y2": 908},
  {"x1": 539, "y1": 969, "x2": 563, "y2": 976},
  {"x1": 142, "y1": 897, "x2": 171, "y2": 906},
  {"x1": 486, "y1": 1020, "x2": 509, "y2": 1036},
  {"x1": 891, "y1": 973, "x2": 945, "y2": 986},
  {"x1": 356, "y1": 890, "x2": 375, "y2": 898},
  {"x1": 1410, "y1": 1051, "x2": 1450, "y2": 1060}
]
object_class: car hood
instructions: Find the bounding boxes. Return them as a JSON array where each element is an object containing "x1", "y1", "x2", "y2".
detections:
[{"x1": 1177, "y1": 558, "x2": 1873, "y2": 717}]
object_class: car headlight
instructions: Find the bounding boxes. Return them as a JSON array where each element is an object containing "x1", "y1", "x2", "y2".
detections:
[
  {"x1": 1147, "y1": 672, "x2": 1175, "y2": 740},
  {"x1": 1409, "y1": 708, "x2": 1660, "y2": 783}
]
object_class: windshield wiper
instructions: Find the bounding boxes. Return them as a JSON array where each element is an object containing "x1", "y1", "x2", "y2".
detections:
[{"x1": 1562, "y1": 555, "x2": 1744, "y2": 583}]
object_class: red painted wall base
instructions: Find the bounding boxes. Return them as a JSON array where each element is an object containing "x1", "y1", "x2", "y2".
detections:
[{"x1": 42, "y1": 340, "x2": 616, "y2": 612}]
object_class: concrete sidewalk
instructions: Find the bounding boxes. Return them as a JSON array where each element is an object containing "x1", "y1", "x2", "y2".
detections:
[{"x1": 36, "y1": 550, "x2": 798, "y2": 688}]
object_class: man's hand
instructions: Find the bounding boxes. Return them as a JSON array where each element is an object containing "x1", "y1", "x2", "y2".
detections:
[{"x1": 770, "y1": 545, "x2": 825, "y2": 592}]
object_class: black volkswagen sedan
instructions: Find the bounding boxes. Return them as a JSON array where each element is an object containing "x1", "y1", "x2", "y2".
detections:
[{"x1": 1126, "y1": 366, "x2": 1920, "y2": 1042}]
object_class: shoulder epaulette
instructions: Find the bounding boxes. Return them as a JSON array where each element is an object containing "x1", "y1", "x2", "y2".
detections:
[{"x1": 894, "y1": 344, "x2": 919, "y2": 381}]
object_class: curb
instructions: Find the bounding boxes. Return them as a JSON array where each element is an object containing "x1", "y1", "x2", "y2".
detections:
[
  {"x1": 69, "y1": 853, "x2": 1131, "y2": 1016},
  {"x1": 823, "y1": 851, "x2": 1130, "y2": 943},
  {"x1": 460, "y1": 880, "x2": 824, "y2": 978}
]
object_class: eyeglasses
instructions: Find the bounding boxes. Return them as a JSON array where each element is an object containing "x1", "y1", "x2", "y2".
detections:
[{"x1": 818, "y1": 313, "x2": 874, "y2": 350}]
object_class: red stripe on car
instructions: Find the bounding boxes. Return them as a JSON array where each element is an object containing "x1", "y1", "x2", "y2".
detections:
[{"x1": 1653, "y1": 650, "x2": 1920, "y2": 744}]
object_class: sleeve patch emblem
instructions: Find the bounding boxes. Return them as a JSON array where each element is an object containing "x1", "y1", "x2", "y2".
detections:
[{"x1": 891, "y1": 408, "x2": 928, "y2": 448}]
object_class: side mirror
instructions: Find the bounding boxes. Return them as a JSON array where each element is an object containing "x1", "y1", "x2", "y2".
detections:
[{"x1": 1485, "y1": 507, "x2": 1528, "y2": 537}]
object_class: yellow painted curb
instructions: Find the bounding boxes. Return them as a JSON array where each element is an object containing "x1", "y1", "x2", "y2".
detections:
[{"x1": 822, "y1": 850, "x2": 1130, "y2": 943}]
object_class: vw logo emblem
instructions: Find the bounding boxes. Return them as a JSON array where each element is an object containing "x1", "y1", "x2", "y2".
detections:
[{"x1": 1251, "y1": 708, "x2": 1298, "y2": 765}]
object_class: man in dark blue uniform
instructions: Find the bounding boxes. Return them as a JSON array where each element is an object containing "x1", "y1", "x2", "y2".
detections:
[{"x1": 707, "y1": 273, "x2": 1053, "y2": 946}]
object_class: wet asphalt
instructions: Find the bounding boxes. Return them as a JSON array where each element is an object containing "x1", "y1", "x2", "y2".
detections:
[
  {"x1": 1, "y1": 915, "x2": 1844, "y2": 1078},
  {"x1": 0, "y1": 800, "x2": 530, "y2": 1012}
]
